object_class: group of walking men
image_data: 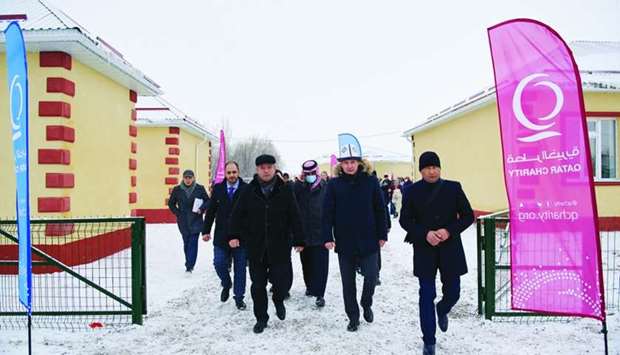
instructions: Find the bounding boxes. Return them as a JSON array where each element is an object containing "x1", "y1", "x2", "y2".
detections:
[{"x1": 168, "y1": 133, "x2": 474, "y2": 355}]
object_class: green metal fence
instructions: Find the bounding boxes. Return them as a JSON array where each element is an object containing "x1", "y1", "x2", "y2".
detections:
[
  {"x1": 0, "y1": 217, "x2": 146, "y2": 330},
  {"x1": 477, "y1": 211, "x2": 620, "y2": 321}
]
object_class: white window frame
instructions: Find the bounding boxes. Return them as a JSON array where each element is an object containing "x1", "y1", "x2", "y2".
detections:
[{"x1": 587, "y1": 117, "x2": 618, "y2": 181}]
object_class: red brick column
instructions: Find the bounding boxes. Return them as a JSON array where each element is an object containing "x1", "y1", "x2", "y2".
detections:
[
  {"x1": 38, "y1": 52, "x2": 75, "y2": 236},
  {"x1": 164, "y1": 127, "x2": 181, "y2": 206},
  {"x1": 129, "y1": 90, "x2": 138, "y2": 208}
]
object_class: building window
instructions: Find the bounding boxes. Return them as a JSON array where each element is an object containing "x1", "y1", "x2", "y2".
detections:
[{"x1": 587, "y1": 118, "x2": 617, "y2": 180}]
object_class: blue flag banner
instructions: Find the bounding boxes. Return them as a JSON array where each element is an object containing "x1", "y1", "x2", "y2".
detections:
[{"x1": 4, "y1": 21, "x2": 32, "y2": 314}]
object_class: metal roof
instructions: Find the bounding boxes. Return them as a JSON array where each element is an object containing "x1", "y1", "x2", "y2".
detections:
[
  {"x1": 402, "y1": 41, "x2": 620, "y2": 138},
  {"x1": 135, "y1": 97, "x2": 218, "y2": 140},
  {"x1": 0, "y1": 0, "x2": 162, "y2": 96}
]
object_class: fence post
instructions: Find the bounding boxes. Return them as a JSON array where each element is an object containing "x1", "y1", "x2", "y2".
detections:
[
  {"x1": 477, "y1": 219, "x2": 484, "y2": 316},
  {"x1": 131, "y1": 219, "x2": 144, "y2": 325},
  {"x1": 484, "y1": 217, "x2": 496, "y2": 320},
  {"x1": 141, "y1": 218, "x2": 147, "y2": 316}
]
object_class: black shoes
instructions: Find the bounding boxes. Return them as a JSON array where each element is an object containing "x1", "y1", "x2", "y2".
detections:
[
  {"x1": 437, "y1": 307, "x2": 449, "y2": 332},
  {"x1": 275, "y1": 302, "x2": 286, "y2": 320},
  {"x1": 235, "y1": 299, "x2": 246, "y2": 310},
  {"x1": 253, "y1": 321, "x2": 268, "y2": 334},
  {"x1": 423, "y1": 344, "x2": 436, "y2": 355},
  {"x1": 315, "y1": 297, "x2": 325, "y2": 308},
  {"x1": 305, "y1": 289, "x2": 313, "y2": 297},
  {"x1": 347, "y1": 319, "x2": 360, "y2": 332},
  {"x1": 363, "y1": 307, "x2": 374, "y2": 323},
  {"x1": 221, "y1": 287, "x2": 230, "y2": 302}
]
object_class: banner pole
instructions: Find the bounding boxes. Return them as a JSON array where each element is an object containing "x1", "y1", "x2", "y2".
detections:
[
  {"x1": 601, "y1": 320, "x2": 608, "y2": 355},
  {"x1": 27, "y1": 313, "x2": 32, "y2": 355}
]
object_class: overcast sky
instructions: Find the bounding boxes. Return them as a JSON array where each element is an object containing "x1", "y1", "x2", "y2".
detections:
[{"x1": 50, "y1": 0, "x2": 620, "y2": 171}]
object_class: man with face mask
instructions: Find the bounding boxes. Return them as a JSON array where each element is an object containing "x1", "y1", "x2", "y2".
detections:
[
  {"x1": 399, "y1": 151, "x2": 474, "y2": 355},
  {"x1": 229, "y1": 154, "x2": 305, "y2": 334},
  {"x1": 293, "y1": 160, "x2": 329, "y2": 308}
]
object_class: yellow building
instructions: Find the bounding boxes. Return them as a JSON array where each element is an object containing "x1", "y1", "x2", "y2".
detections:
[
  {"x1": 403, "y1": 41, "x2": 620, "y2": 230},
  {"x1": 0, "y1": 1, "x2": 167, "y2": 270},
  {"x1": 133, "y1": 102, "x2": 216, "y2": 223},
  {"x1": 0, "y1": 2, "x2": 162, "y2": 225},
  {"x1": 317, "y1": 147, "x2": 412, "y2": 179}
]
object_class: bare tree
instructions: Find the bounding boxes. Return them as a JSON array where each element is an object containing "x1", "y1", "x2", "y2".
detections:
[{"x1": 229, "y1": 136, "x2": 282, "y2": 180}]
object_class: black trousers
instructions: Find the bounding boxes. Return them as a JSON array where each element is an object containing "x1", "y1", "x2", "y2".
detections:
[
  {"x1": 338, "y1": 252, "x2": 378, "y2": 321},
  {"x1": 300, "y1": 246, "x2": 329, "y2": 298},
  {"x1": 249, "y1": 257, "x2": 289, "y2": 323}
]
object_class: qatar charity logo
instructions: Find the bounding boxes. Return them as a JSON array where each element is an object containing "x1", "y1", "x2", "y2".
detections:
[
  {"x1": 10, "y1": 74, "x2": 24, "y2": 142},
  {"x1": 512, "y1": 73, "x2": 563, "y2": 143}
]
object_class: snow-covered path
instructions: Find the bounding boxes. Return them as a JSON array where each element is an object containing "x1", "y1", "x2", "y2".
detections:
[{"x1": 1, "y1": 223, "x2": 618, "y2": 354}]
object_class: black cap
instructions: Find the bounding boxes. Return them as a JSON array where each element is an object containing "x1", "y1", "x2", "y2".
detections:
[
  {"x1": 183, "y1": 169, "x2": 195, "y2": 177},
  {"x1": 419, "y1": 151, "x2": 441, "y2": 171},
  {"x1": 255, "y1": 154, "x2": 276, "y2": 166}
]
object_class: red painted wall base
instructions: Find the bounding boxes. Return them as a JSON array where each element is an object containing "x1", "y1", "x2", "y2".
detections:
[
  {"x1": 133, "y1": 209, "x2": 177, "y2": 224},
  {"x1": 0, "y1": 228, "x2": 131, "y2": 275}
]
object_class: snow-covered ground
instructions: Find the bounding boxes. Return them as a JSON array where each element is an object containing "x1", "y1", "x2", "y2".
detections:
[{"x1": 1, "y1": 223, "x2": 618, "y2": 354}]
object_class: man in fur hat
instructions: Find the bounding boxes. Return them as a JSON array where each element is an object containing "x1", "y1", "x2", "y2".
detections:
[{"x1": 322, "y1": 133, "x2": 388, "y2": 332}]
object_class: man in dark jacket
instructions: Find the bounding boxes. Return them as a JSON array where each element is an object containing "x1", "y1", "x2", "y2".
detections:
[
  {"x1": 229, "y1": 154, "x2": 305, "y2": 334},
  {"x1": 202, "y1": 161, "x2": 248, "y2": 310},
  {"x1": 168, "y1": 169, "x2": 210, "y2": 273},
  {"x1": 294, "y1": 160, "x2": 329, "y2": 308},
  {"x1": 399, "y1": 151, "x2": 474, "y2": 355},
  {"x1": 322, "y1": 133, "x2": 388, "y2": 332}
]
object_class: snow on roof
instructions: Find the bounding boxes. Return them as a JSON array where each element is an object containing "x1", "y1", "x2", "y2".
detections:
[
  {"x1": 316, "y1": 145, "x2": 412, "y2": 164},
  {"x1": 403, "y1": 41, "x2": 620, "y2": 137},
  {"x1": 0, "y1": 0, "x2": 162, "y2": 96},
  {"x1": 136, "y1": 96, "x2": 218, "y2": 140}
]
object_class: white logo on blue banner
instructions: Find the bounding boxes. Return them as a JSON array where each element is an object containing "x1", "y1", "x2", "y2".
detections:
[{"x1": 5, "y1": 21, "x2": 32, "y2": 313}]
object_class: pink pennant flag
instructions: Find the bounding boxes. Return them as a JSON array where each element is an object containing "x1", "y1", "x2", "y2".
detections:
[
  {"x1": 330, "y1": 154, "x2": 338, "y2": 168},
  {"x1": 489, "y1": 19, "x2": 605, "y2": 320},
  {"x1": 214, "y1": 129, "x2": 227, "y2": 184}
]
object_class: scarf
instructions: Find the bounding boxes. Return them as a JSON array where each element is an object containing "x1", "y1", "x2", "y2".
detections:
[{"x1": 180, "y1": 182, "x2": 196, "y2": 198}]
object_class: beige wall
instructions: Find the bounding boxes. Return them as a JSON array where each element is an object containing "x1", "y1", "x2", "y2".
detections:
[
  {"x1": 410, "y1": 91, "x2": 620, "y2": 216},
  {"x1": 0, "y1": 52, "x2": 134, "y2": 218},
  {"x1": 135, "y1": 126, "x2": 212, "y2": 211}
]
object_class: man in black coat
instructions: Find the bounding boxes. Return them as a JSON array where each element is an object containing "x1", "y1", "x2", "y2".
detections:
[
  {"x1": 322, "y1": 157, "x2": 388, "y2": 332},
  {"x1": 229, "y1": 154, "x2": 305, "y2": 334},
  {"x1": 399, "y1": 151, "x2": 474, "y2": 355},
  {"x1": 168, "y1": 169, "x2": 210, "y2": 273},
  {"x1": 202, "y1": 161, "x2": 248, "y2": 310},
  {"x1": 293, "y1": 160, "x2": 329, "y2": 308}
]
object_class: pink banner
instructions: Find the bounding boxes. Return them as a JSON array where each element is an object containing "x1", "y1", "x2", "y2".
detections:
[
  {"x1": 330, "y1": 154, "x2": 338, "y2": 168},
  {"x1": 489, "y1": 19, "x2": 605, "y2": 320},
  {"x1": 214, "y1": 129, "x2": 227, "y2": 184}
]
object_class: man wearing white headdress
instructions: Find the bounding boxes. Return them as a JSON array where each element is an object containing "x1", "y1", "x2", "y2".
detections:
[{"x1": 322, "y1": 133, "x2": 388, "y2": 332}]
